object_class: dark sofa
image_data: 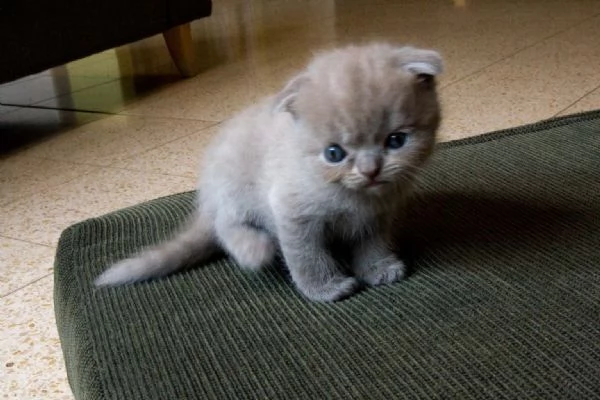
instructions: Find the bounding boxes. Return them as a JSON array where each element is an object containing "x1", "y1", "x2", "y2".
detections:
[{"x1": 0, "y1": 0, "x2": 212, "y2": 84}]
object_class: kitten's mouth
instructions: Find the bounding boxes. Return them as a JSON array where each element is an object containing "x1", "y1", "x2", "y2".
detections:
[
  {"x1": 367, "y1": 181, "x2": 385, "y2": 187},
  {"x1": 344, "y1": 179, "x2": 389, "y2": 192},
  {"x1": 363, "y1": 180, "x2": 388, "y2": 192},
  {"x1": 365, "y1": 179, "x2": 388, "y2": 188}
]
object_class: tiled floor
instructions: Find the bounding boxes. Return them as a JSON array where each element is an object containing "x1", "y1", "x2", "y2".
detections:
[{"x1": 1, "y1": 0, "x2": 599, "y2": 398}]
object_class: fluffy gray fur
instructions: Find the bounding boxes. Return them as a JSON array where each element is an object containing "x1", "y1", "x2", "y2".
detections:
[{"x1": 95, "y1": 43, "x2": 443, "y2": 302}]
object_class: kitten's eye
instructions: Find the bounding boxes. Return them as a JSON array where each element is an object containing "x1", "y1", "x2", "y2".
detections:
[
  {"x1": 324, "y1": 144, "x2": 347, "y2": 163},
  {"x1": 385, "y1": 132, "x2": 408, "y2": 149}
]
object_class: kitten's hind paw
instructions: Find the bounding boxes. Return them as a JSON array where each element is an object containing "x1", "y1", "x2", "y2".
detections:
[
  {"x1": 298, "y1": 276, "x2": 360, "y2": 302},
  {"x1": 220, "y1": 227, "x2": 276, "y2": 271},
  {"x1": 360, "y1": 256, "x2": 406, "y2": 286},
  {"x1": 233, "y1": 231, "x2": 276, "y2": 271}
]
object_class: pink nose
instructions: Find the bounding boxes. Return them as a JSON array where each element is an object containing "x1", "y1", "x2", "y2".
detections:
[
  {"x1": 360, "y1": 165, "x2": 381, "y2": 180},
  {"x1": 356, "y1": 154, "x2": 382, "y2": 180}
]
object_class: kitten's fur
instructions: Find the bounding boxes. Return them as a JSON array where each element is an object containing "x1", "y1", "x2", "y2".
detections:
[{"x1": 95, "y1": 43, "x2": 443, "y2": 302}]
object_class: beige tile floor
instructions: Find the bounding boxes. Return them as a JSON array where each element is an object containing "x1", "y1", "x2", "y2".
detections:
[{"x1": 1, "y1": 0, "x2": 599, "y2": 398}]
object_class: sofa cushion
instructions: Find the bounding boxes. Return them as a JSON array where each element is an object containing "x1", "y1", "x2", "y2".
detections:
[{"x1": 54, "y1": 111, "x2": 600, "y2": 399}]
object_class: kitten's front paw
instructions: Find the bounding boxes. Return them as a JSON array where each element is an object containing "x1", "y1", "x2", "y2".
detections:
[
  {"x1": 297, "y1": 276, "x2": 360, "y2": 302},
  {"x1": 360, "y1": 256, "x2": 406, "y2": 286}
]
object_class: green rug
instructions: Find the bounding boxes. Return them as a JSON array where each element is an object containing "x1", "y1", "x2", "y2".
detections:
[{"x1": 55, "y1": 111, "x2": 600, "y2": 399}]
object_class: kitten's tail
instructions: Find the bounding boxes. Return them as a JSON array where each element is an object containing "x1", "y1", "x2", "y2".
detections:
[{"x1": 94, "y1": 213, "x2": 218, "y2": 287}]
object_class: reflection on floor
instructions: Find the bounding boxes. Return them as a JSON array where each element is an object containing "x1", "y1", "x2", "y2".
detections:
[{"x1": 1, "y1": 0, "x2": 599, "y2": 398}]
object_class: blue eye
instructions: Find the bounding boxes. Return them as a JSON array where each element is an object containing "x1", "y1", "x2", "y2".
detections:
[
  {"x1": 324, "y1": 144, "x2": 347, "y2": 163},
  {"x1": 385, "y1": 132, "x2": 407, "y2": 149}
]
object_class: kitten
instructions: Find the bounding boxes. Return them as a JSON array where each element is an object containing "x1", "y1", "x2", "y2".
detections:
[{"x1": 95, "y1": 43, "x2": 443, "y2": 302}]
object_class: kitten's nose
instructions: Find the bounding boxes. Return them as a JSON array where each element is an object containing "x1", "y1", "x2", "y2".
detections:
[
  {"x1": 357, "y1": 158, "x2": 382, "y2": 180},
  {"x1": 361, "y1": 165, "x2": 381, "y2": 180}
]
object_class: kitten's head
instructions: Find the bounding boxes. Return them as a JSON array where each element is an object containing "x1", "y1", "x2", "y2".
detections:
[{"x1": 274, "y1": 43, "x2": 442, "y2": 196}]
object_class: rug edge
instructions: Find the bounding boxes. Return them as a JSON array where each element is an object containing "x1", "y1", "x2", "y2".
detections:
[{"x1": 438, "y1": 109, "x2": 600, "y2": 149}]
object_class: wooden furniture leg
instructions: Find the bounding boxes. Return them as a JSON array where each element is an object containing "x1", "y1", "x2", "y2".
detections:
[{"x1": 163, "y1": 23, "x2": 198, "y2": 77}]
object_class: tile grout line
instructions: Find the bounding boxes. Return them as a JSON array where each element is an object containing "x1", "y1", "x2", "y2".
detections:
[
  {"x1": 99, "y1": 120, "x2": 222, "y2": 169},
  {"x1": 1, "y1": 162, "x2": 192, "y2": 211},
  {"x1": 0, "y1": 162, "x2": 101, "y2": 207},
  {"x1": 26, "y1": 119, "x2": 220, "y2": 172},
  {"x1": 2, "y1": 123, "x2": 212, "y2": 207},
  {"x1": 0, "y1": 74, "x2": 40, "y2": 89},
  {"x1": 439, "y1": 12, "x2": 600, "y2": 91},
  {"x1": 0, "y1": 234, "x2": 56, "y2": 248},
  {"x1": 0, "y1": 76, "x2": 121, "y2": 110},
  {"x1": 38, "y1": 160, "x2": 198, "y2": 179},
  {"x1": 0, "y1": 102, "x2": 117, "y2": 116},
  {"x1": 1, "y1": 109, "x2": 103, "y2": 157},
  {"x1": 127, "y1": 120, "x2": 222, "y2": 155},
  {"x1": 0, "y1": 100, "x2": 221, "y2": 123},
  {"x1": 2, "y1": 119, "x2": 219, "y2": 206},
  {"x1": 94, "y1": 164, "x2": 197, "y2": 179},
  {"x1": 118, "y1": 109, "x2": 221, "y2": 123},
  {"x1": 552, "y1": 83, "x2": 600, "y2": 117},
  {"x1": 121, "y1": 113, "x2": 221, "y2": 123},
  {"x1": 0, "y1": 273, "x2": 54, "y2": 299}
]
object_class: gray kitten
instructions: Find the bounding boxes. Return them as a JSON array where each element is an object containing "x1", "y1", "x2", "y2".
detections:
[{"x1": 95, "y1": 43, "x2": 443, "y2": 302}]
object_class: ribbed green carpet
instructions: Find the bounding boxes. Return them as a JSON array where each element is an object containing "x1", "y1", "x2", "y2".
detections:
[{"x1": 55, "y1": 111, "x2": 600, "y2": 399}]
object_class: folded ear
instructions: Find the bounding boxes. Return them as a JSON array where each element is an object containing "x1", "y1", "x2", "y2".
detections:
[
  {"x1": 395, "y1": 47, "x2": 444, "y2": 77},
  {"x1": 272, "y1": 73, "x2": 308, "y2": 115}
]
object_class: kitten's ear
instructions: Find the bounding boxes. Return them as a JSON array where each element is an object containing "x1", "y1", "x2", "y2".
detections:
[
  {"x1": 395, "y1": 47, "x2": 443, "y2": 82},
  {"x1": 273, "y1": 74, "x2": 308, "y2": 115}
]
